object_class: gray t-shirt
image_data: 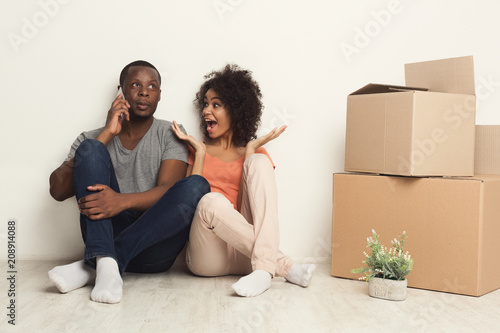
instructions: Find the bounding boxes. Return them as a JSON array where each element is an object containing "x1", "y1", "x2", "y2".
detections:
[{"x1": 66, "y1": 118, "x2": 188, "y2": 194}]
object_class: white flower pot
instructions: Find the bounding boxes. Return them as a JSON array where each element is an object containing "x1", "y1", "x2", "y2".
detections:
[{"x1": 368, "y1": 277, "x2": 407, "y2": 301}]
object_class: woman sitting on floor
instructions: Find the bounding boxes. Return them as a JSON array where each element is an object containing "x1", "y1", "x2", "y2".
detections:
[{"x1": 171, "y1": 64, "x2": 315, "y2": 297}]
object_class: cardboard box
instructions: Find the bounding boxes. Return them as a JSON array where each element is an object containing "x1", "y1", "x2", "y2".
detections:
[
  {"x1": 345, "y1": 56, "x2": 476, "y2": 177},
  {"x1": 475, "y1": 125, "x2": 500, "y2": 175},
  {"x1": 331, "y1": 173, "x2": 500, "y2": 296}
]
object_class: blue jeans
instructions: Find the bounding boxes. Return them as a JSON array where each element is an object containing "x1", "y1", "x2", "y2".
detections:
[{"x1": 73, "y1": 139, "x2": 210, "y2": 274}]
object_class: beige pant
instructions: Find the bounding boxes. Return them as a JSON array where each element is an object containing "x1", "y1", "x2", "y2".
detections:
[{"x1": 186, "y1": 153, "x2": 293, "y2": 277}]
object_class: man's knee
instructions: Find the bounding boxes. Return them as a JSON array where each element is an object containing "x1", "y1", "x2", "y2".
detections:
[
  {"x1": 184, "y1": 175, "x2": 211, "y2": 198},
  {"x1": 75, "y1": 139, "x2": 108, "y2": 163},
  {"x1": 170, "y1": 176, "x2": 210, "y2": 211}
]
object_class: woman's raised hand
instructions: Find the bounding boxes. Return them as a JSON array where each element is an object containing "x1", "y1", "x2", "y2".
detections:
[
  {"x1": 171, "y1": 121, "x2": 206, "y2": 154},
  {"x1": 245, "y1": 125, "x2": 287, "y2": 158},
  {"x1": 171, "y1": 121, "x2": 206, "y2": 176}
]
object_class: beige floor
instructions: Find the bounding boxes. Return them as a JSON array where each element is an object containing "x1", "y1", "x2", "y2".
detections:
[{"x1": 1, "y1": 261, "x2": 499, "y2": 333}]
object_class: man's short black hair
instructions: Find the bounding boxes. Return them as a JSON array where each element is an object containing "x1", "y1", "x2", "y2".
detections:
[{"x1": 119, "y1": 60, "x2": 161, "y2": 88}]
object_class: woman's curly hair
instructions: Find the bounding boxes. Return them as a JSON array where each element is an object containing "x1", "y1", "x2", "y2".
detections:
[{"x1": 194, "y1": 64, "x2": 263, "y2": 147}]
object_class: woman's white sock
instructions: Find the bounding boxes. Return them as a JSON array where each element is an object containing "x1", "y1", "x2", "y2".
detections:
[
  {"x1": 232, "y1": 270, "x2": 272, "y2": 297},
  {"x1": 285, "y1": 264, "x2": 316, "y2": 287}
]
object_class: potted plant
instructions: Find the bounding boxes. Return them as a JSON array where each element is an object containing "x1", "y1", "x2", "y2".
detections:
[{"x1": 351, "y1": 229, "x2": 413, "y2": 301}]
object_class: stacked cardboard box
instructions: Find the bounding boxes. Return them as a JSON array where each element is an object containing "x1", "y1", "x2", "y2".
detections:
[
  {"x1": 345, "y1": 55, "x2": 476, "y2": 176},
  {"x1": 475, "y1": 125, "x2": 500, "y2": 175},
  {"x1": 332, "y1": 56, "x2": 500, "y2": 296}
]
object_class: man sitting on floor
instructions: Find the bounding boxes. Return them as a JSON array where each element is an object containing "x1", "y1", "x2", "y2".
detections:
[{"x1": 48, "y1": 60, "x2": 210, "y2": 304}]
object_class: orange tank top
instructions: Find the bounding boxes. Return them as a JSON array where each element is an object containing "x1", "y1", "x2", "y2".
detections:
[{"x1": 188, "y1": 147, "x2": 274, "y2": 208}]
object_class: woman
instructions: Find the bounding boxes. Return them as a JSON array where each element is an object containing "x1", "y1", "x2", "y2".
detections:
[{"x1": 172, "y1": 64, "x2": 315, "y2": 297}]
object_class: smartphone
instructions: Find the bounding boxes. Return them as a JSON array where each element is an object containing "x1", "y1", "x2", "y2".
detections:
[
  {"x1": 117, "y1": 87, "x2": 125, "y2": 99},
  {"x1": 117, "y1": 87, "x2": 126, "y2": 119}
]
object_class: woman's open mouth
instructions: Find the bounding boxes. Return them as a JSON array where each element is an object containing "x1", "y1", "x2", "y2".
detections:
[{"x1": 206, "y1": 119, "x2": 217, "y2": 132}]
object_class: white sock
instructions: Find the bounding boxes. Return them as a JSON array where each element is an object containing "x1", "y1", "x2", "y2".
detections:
[
  {"x1": 90, "y1": 257, "x2": 123, "y2": 304},
  {"x1": 232, "y1": 270, "x2": 272, "y2": 297},
  {"x1": 48, "y1": 260, "x2": 95, "y2": 293},
  {"x1": 285, "y1": 264, "x2": 316, "y2": 287}
]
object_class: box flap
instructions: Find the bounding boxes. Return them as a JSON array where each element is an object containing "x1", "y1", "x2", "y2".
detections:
[
  {"x1": 337, "y1": 172, "x2": 491, "y2": 182},
  {"x1": 405, "y1": 56, "x2": 475, "y2": 95},
  {"x1": 350, "y1": 83, "x2": 427, "y2": 96}
]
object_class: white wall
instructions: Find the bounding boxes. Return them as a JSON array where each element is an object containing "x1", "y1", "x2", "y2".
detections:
[{"x1": 1, "y1": 0, "x2": 500, "y2": 262}]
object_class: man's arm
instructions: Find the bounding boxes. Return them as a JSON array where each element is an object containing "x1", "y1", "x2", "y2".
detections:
[
  {"x1": 49, "y1": 94, "x2": 130, "y2": 202},
  {"x1": 123, "y1": 159, "x2": 187, "y2": 211},
  {"x1": 78, "y1": 159, "x2": 187, "y2": 220},
  {"x1": 49, "y1": 158, "x2": 75, "y2": 201}
]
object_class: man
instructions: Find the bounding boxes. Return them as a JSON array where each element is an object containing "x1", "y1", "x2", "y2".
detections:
[{"x1": 48, "y1": 60, "x2": 210, "y2": 304}]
